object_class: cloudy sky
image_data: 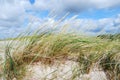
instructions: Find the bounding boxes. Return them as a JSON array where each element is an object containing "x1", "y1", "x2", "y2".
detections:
[{"x1": 0, "y1": 0, "x2": 120, "y2": 38}]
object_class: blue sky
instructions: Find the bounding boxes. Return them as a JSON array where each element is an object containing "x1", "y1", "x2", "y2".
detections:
[{"x1": 0, "y1": 0, "x2": 120, "y2": 38}]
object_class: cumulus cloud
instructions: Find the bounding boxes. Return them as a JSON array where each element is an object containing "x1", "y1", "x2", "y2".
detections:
[
  {"x1": 0, "y1": 0, "x2": 120, "y2": 38},
  {"x1": 47, "y1": 15, "x2": 120, "y2": 35},
  {"x1": 26, "y1": 14, "x2": 120, "y2": 35},
  {"x1": 1, "y1": 0, "x2": 120, "y2": 27},
  {"x1": 0, "y1": 0, "x2": 30, "y2": 38},
  {"x1": 0, "y1": 0, "x2": 27, "y2": 27},
  {"x1": 31, "y1": 0, "x2": 120, "y2": 15}
]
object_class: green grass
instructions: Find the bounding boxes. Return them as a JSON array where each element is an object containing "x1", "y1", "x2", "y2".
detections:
[{"x1": 1, "y1": 27, "x2": 120, "y2": 80}]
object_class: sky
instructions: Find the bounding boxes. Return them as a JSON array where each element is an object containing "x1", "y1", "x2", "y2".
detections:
[{"x1": 0, "y1": 0, "x2": 120, "y2": 38}]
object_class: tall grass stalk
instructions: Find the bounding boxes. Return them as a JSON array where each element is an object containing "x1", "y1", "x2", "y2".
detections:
[{"x1": 2, "y1": 16, "x2": 120, "y2": 80}]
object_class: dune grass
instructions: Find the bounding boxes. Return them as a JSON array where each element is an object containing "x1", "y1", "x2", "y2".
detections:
[
  {"x1": 2, "y1": 30, "x2": 119, "y2": 80},
  {"x1": 0, "y1": 18, "x2": 119, "y2": 80}
]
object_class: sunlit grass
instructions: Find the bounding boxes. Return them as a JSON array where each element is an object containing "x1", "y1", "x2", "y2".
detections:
[{"x1": 1, "y1": 18, "x2": 120, "y2": 80}]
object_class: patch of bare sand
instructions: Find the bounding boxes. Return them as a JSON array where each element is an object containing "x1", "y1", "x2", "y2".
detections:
[
  {"x1": 24, "y1": 60, "x2": 107, "y2": 80},
  {"x1": 0, "y1": 41, "x2": 108, "y2": 80}
]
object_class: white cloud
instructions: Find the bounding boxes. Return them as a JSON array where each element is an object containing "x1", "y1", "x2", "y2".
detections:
[
  {"x1": 0, "y1": 0, "x2": 120, "y2": 38},
  {"x1": 31, "y1": 0, "x2": 120, "y2": 15},
  {"x1": 0, "y1": 0, "x2": 27, "y2": 27},
  {"x1": 46, "y1": 15, "x2": 120, "y2": 35},
  {"x1": 0, "y1": 0, "x2": 30, "y2": 38},
  {"x1": 27, "y1": 14, "x2": 120, "y2": 36}
]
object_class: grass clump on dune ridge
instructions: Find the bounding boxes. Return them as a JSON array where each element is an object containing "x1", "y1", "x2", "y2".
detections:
[{"x1": 2, "y1": 18, "x2": 120, "y2": 80}]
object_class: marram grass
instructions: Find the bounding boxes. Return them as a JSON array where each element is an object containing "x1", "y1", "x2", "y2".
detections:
[{"x1": 2, "y1": 29, "x2": 120, "y2": 80}]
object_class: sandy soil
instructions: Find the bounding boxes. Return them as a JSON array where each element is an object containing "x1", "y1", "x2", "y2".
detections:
[
  {"x1": 0, "y1": 41, "x2": 108, "y2": 80},
  {"x1": 24, "y1": 60, "x2": 107, "y2": 80}
]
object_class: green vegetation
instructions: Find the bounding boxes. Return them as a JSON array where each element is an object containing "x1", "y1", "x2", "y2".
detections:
[
  {"x1": 97, "y1": 33, "x2": 120, "y2": 41},
  {"x1": 1, "y1": 28, "x2": 120, "y2": 80}
]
